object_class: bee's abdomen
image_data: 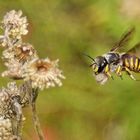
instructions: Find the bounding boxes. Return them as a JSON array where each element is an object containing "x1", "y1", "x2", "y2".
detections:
[{"x1": 122, "y1": 54, "x2": 140, "y2": 72}]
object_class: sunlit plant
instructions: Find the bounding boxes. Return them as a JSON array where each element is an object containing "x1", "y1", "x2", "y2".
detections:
[{"x1": 0, "y1": 10, "x2": 65, "y2": 140}]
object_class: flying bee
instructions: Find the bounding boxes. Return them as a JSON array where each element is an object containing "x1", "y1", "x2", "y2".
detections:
[{"x1": 85, "y1": 27, "x2": 140, "y2": 84}]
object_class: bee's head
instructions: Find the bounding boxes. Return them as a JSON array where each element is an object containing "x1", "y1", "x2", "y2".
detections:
[
  {"x1": 93, "y1": 56, "x2": 108, "y2": 74},
  {"x1": 84, "y1": 54, "x2": 108, "y2": 74}
]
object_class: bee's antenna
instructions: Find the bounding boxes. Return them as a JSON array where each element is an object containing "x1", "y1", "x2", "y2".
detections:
[{"x1": 83, "y1": 53, "x2": 95, "y2": 62}]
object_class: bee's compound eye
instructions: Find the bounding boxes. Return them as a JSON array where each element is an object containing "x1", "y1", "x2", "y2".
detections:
[{"x1": 92, "y1": 64, "x2": 98, "y2": 73}]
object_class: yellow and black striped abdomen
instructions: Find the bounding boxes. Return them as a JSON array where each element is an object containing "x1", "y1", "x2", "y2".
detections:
[{"x1": 122, "y1": 54, "x2": 140, "y2": 72}]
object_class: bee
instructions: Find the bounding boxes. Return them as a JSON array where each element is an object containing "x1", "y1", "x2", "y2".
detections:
[{"x1": 85, "y1": 27, "x2": 140, "y2": 84}]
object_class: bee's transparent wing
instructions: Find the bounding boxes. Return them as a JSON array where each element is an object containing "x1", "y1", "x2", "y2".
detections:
[
  {"x1": 127, "y1": 42, "x2": 140, "y2": 57},
  {"x1": 110, "y1": 27, "x2": 135, "y2": 52}
]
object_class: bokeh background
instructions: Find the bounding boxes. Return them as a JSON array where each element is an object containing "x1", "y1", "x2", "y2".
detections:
[{"x1": 1, "y1": 0, "x2": 140, "y2": 140}]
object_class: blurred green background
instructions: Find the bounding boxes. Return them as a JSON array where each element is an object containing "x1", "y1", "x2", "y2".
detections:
[{"x1": 1, "y1": 0, "x2": 140, "y2": 140}]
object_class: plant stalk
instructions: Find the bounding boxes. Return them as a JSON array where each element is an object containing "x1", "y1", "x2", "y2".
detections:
[{"x1": 30, "y1": 88, "x2": 45, "y2": 140}]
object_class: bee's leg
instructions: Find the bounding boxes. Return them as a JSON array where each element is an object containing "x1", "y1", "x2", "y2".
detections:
[
  {"x1": 115, "y1": 65, "x2": 123, "y2": 80},
  {"x1": 105, "y1": 64, "x2": 114, "y2": 80},
  {"x1": 125, "y1": 67, "x2": 136, "y2": 81},
  {"x1": 106, "y1": 72, "x2": 114, "y2": 80}
]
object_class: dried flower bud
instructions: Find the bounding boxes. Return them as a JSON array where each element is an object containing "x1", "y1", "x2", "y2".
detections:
[
  {"x1": 23, "y1": 58, "x2": 65, "y2": 90},
  {"x1": 2, "y1": 10, "x2": 28, "y2": 39},
  {"x1": 2, "y1": 43, "x2": 38, "y2": 63},
  {"x1": 0, "y1": 82, "x2": 20, "y2": 118},
  {"x1": 2, "y1": 47, "x2": 15, "y2": 60},
  {"x1": 14, "y1": 43, "x2": 38, "y2": 62},
  {"x1": 2, "y1": 59, "x2": 24, "y2": 79},
  {"x1": 0, "y1": 117, "x2": 14, "y2": 140},
  {"x1": 0, "y1": 35, "x2": 7, "y2": 48},
  {"x1": 2, "y1": 42, "x2": 38, "y2": 79}
]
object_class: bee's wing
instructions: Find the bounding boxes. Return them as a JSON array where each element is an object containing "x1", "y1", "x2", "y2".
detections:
[
  {"x1": 127, "y1": 42, "x2": 140, "y2": 57},
  {"x1": 110, "y1": 27, "x2": 135, "y2": 52}
]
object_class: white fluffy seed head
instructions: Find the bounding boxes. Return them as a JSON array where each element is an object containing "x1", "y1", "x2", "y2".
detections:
[
  {"x1": 2, "y1": 10, "x2": 28, "y2": 39},
  {"x1": 23, "y1": 58, "x2": 65, "y2": 90}
]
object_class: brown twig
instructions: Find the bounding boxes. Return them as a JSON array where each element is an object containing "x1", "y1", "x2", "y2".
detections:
[{"x1": 30, "y1": 88, "x2": 45, "y2": 140}]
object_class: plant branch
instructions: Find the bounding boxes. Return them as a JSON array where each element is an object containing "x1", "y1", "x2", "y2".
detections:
[
  {"x1": 12, "y1": 96, "x2": 23, "y2": 140},
  {"x1": 30, "y1": 88, "x2": 45, "y2": 140}
]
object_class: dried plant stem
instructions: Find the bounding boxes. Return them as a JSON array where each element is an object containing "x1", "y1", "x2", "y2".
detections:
[
  {"x1": 30, "y1": 89, "x2": 45, "y2": 140},
  {"x1": 12, "y1": 97, "x2": 23, "y2": 140}
]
